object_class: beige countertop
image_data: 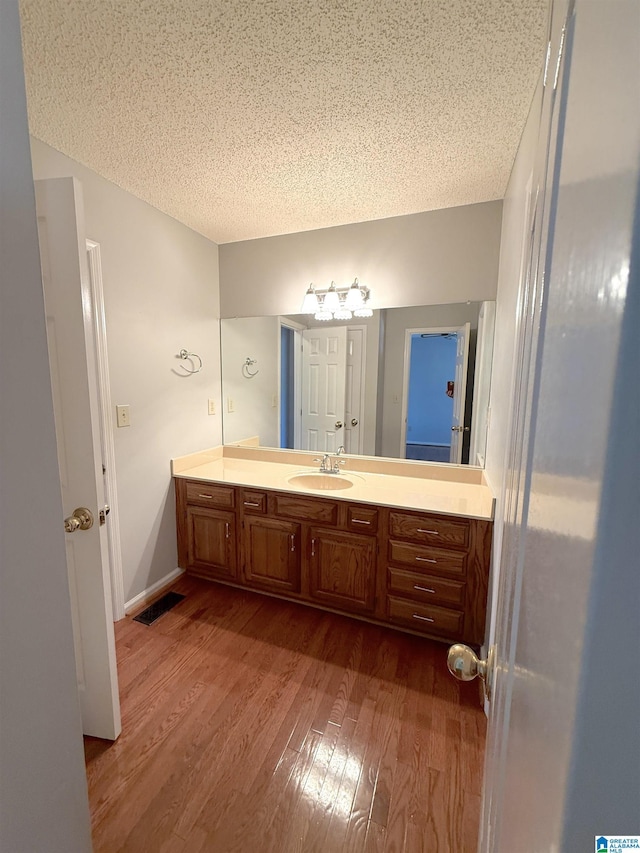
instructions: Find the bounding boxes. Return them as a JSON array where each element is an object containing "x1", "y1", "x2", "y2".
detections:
[{"x1": 172, "y1": 447, "x2": 495, "y2": 521}]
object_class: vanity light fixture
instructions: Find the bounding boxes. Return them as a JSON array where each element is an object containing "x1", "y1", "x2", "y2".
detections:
[{"x1": 301, "y1": 278, "x2": 372, "y2": 321}]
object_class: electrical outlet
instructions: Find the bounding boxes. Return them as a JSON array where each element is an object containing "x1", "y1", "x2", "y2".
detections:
[
  {"x1": 227, "y1": 398, "x2": 235, "y2": 413},
  {"x1": 116, "y1": 404, "x2": 130, "y2": 428},
  {"x1": 208, "y1": 398, "x2": 216, "y2": 415}
]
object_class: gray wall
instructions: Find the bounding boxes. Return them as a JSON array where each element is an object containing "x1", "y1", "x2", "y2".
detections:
[
  {"x1": 30, "y1": 138, "x2": 222, "y2": 605},
  {"x1": 219, "y1": 200, "x2": 503, "y2": 317}
]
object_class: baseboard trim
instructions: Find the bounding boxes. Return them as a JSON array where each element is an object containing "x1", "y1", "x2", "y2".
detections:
[{"x1": 124, "y1": 568, "x2": 185, "y2": 617}]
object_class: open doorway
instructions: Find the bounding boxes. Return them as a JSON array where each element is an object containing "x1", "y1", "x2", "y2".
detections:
[{"x1": 401, "y1": 324, "x2": 471, "y2": 463}]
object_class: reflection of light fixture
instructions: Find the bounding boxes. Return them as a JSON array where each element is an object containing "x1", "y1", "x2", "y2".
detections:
[
  {"x1": 334, "y1": 295, "x2": 352, "y2": 321},
  {"x1": 301, "y1": 284, "x2": 319, "y2": 314},
  {"x1": 301, "y1": 278, "x2": 372, "y2": 320},
  {"x1": 345, "y1": 278, "x2": 365, "y2": 310},
  {"x1": 314, "y1": 305, "x2": 333, "y2": 321},
  {"x1": 323, "y1": 282, "x2": 340, "y2": 313}
]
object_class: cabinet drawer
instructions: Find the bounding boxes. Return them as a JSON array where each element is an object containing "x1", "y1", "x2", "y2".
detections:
[
  {"x1": 388, "y1": 540, "x2": 466, "y2": 576},
  {"x1": 387, "y1": 596, "x2": 463, "y2": 638},
  {"x1": 241, "y1": 490, "x2": 267, "y2": 513},
  {"x1": 345, "y1": 505, "x2": 378, "y2": 534},
  {"x1": 272, "y1": 493, "x2": 338, "y2": 524},
  {"x1": 185, "y1": 481, "x2": 235, "y2": 509},
  {"x1": 389, "y1": 511, "x2": 469, "y2": 549},
  {"x1": 387, "y1": 568, "x2": 465, "y2": 608}
]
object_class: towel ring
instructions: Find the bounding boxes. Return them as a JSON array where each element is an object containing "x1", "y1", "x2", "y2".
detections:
[
  {"x1": 242, "y1": 357, "x2": 259, "y2": 378},
  {"x1": 177, "y1": 348, "x2": 203, "y2": 375}
]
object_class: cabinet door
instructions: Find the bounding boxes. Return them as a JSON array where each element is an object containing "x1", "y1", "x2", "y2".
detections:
[
  {"x1": 309, "y1": 527, "x2": 376, "y2": 614},
  {"x1": 243, "y1": 517, "x2": 301, "y2": 593},
  {"x1": 186, "y1": 506, "x2": 237, "y2": 580}
]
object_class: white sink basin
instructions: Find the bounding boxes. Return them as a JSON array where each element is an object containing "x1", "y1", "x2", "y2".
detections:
[{"x1": 287, "y1": 471, "x2": 364, "y2": 491}]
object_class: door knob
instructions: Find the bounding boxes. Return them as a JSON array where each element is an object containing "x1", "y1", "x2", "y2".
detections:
[
  {"x1": 64, "y1": 507, "x2": 94, "y2": 533},
  {"x1": 335, "y1": 421, "x2": 343, "y2": 429},
  {"x1": 351, "y1": 418, "x2": 359, "y2": 426},
  {"x1": 447, "y1": 643, "x2": 495, "y2": 700}
]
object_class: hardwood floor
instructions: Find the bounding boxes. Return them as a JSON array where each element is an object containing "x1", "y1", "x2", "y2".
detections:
[{"x1": 85, "y1": 576, "x2": 486, "y2": 852}]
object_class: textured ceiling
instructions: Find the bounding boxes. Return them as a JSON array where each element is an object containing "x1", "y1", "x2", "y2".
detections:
[{"x1": 20, "y1": 0, "x2": 547, "y2": 244}]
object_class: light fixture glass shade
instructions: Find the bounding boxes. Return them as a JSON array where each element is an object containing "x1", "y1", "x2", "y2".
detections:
[
  {"x1": 354, "y1": 306, "x2": 373, "y2": 318},
  {"x1": 334, "y1": 307, "x2": 352, "y2": 320},
  {"x1": 323, "y1": 281, "x2": 340, "y2": 313},
  {"x1": 314, "y1": 309, "x2": 333, "y2": 321},
  {"x1": 301, "y1": 284, "x2": 319, "y2": 314},
  {"x1": 344, "y1": 278, "x2": 365, "y2": 310}
]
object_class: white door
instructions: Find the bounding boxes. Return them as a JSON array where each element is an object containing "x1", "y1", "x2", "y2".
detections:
[
  {"x1": 301, "y1": 327, "x2": 347, "y2": 452},
  {"x1": 36, "y1": 177, "x2": 121, "y2": 741},
  {"x1": 344, "y1": 326, "x2": 366, "y2": 454},
  {"x1": 476, "y1": 0, "x2": 640, "y2": 849},
  {"x1": 449, "y1": 322, "x2": 470, "y2": 463}
]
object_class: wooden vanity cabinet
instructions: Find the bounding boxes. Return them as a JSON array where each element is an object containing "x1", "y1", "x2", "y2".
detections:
[
  {"x1": 184, "y1": 506, "x2": 237, "y2": 581},
  {"x1": 243, "y1": 516, "x2": 301, "y2": 594},
  {"x1": 176, "y1": 479, "x2": 238, "y2": 580},
  {"x1": 308, "y1": 526, "x2": 377, "y2": 614},
  {"x1": 176, "y1": 476, "x2": 491, "y2": 645},
  {"x1": 384, "y1": 509, "x2": 492, "y2": 645}
]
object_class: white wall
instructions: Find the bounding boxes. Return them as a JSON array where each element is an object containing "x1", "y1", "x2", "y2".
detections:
[
  {"x1": 30, "y1": 138, "x2": 221, "y2": 604},
  {"x1": 221, "y1": 316, "x2": 279, "y2": 446},
  {"x1": 0, "y1": 2, "x2": 92, "y2": 848},
  {"x1": 219, "y1": 201, "x2": 503, "y2": 317},
  {"x1": 380, "y1": 303, "x2": 481, "y2": 458},
  {"x1": 484, "y1": 78, "x2": 543, "y2": 651}
]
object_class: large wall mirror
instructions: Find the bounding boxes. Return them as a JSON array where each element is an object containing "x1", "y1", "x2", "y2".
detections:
[{"x1": 221, "y1": 301, "x2": 495, "y2": 467}]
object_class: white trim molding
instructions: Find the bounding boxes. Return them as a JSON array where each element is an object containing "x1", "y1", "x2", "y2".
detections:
[
  {"x1": 86, "y1": 240, "x2": 126, "y2": 620},
  {"x1": 124, "y1": 568, "x2": 185, "y2": 614}
]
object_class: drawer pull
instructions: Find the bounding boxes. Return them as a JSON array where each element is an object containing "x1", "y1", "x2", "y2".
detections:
[
  {"x1": 198, "y1": 493, "x2": 214, "y2": 499},
  {"x1": 412, "y1": 613, "x2": 435, "y2": 623},
  {"x1": 415, "y1": 556, "x2": 437, "y2": 563},
  {"x1": 414, "y1": 584, "x2": 436, "y2": 594},
  {"x1": 290, "y1": 534, "x2": 296, "y2": 553},
  {"x1": 225, "y1": 522, "x2": 230, "y2": 539},
  {"x1": 311, "y1": 538, "x2": 316, "y2": 557},
  {"x1": 352, "y1": 519, "x2": 371, "y2": 525},
  {"x1": 244, "y1": 501, "x2": 261, "y2": 507},
  {"x1": 417, "y1": 528, "x2": 439, "y2": 535}
]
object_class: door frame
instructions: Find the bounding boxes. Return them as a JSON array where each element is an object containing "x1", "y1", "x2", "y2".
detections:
[
  {"x1": 278, "y1": 316, "x2": 306, "y2": 450},
  {"x1": 345, "y1": 324, "x2": 367, "y2": 455},
  {"x1": 399, "y1": 325, "x2": 460, "y2": 458},
  {"x1": 86, "y1": 240, "x2": 125, "y2": 620}
]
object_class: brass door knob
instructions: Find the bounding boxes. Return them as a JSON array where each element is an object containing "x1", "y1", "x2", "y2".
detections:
[
  {"x1": 447, "y1": 644, "x2": 495, "y2": 700},
  {"x1": 64, "y1": 507, "x2": 94, "y2": 533}
]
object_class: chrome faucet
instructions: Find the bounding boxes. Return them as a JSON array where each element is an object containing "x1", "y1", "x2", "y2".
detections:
[{"x1": 314, "y1": 451, "x2": 346, "y2": 474}]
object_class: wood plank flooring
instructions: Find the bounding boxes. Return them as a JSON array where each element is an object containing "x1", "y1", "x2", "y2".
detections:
[{"x1": 85, "y1": 576, "x2": 486, "y2": 852}]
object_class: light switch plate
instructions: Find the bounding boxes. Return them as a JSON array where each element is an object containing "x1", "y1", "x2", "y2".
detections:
[
  {"x1": 208, "y1": 398, "x2": 216, "y2": 415},
  {"x1": 116, "y1": 404, "x2": 130, "y2": 427},
  {"x1": 227, "y1": 398, "x2": 235, "y2": 413}
]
